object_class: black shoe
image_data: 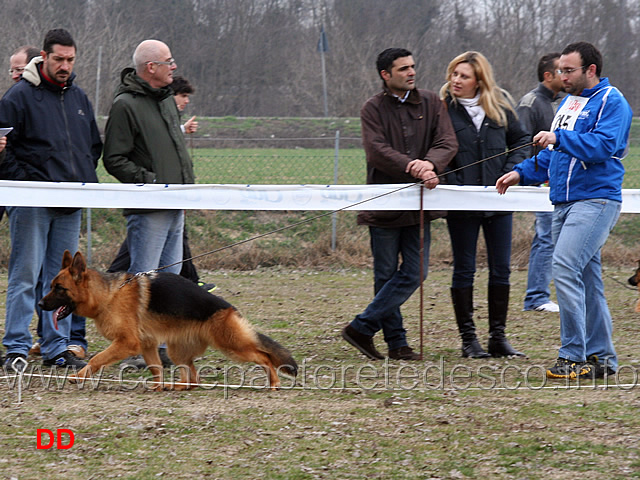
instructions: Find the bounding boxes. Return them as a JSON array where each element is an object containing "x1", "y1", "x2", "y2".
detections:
[
  {"x1": 43, "y1": 351, "x2": 87, "y2": 369},
  {"x1": 341, "y1": 325, "x2": 384, "y2": 360},
  {"x1": 388, "y1": 346, "x2": 421, "y2": 361},
  {"x1": 198, "y1": 282, "x2": 217, "y2": 293},
  {"x1": 4, "y1": 353, "x2": 28, "y2": 373},
  {"x1": 546, "y1": 357, "x2": 593, "y2": 380},
  {"x1": 120, "y1": 348, "x2": 174, "y2": 369},
  {"x1": 487, "y1": 336, "x2": 526, "y2": 358},
  {"x1": 587, "y1": 355, "x2": 616, "y2": 379},
  {"x1": 120, "y1": 355, "x2": 147, "y2": 369},
  {"x1": 462, "y1": 338, "x2": 491, "y2": 358}
]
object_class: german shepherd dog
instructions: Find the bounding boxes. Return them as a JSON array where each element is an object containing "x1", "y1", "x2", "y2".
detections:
[
  {"x1": 39, "y1": 250, "x2": 298, "y2": 391},
  {"x1": 628, "y1": 260, "x2": 640, "y2": 312}
]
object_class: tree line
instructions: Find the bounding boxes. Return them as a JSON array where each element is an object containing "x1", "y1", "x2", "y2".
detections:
[{"x1": 0, "y1": 0, "x2": 638, "y2": 118}]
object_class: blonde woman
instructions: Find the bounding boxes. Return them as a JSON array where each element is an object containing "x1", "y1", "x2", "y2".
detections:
[{"x1": 440, "y1": 51, "x2": 528, "y2": 359}]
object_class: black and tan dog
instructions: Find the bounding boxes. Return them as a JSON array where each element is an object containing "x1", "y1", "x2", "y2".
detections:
[
  {"x1": 628, "y1": 260, "x2": 640, "y2": 312},
  {"x1": 39, "y1": 250, "x2": 297, "y2": 391}
]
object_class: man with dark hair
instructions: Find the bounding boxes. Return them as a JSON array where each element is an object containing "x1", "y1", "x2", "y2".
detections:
[
  {"x1": 342, "y1": 47, "x2": 458, "y2": 361},
  {"x1": 497, "y1": 41, "x2": 633, "y2": 380},
  {"x1": 9, "y1": 45, "x2": 40, "y2": 83},
  {"x1": 0, "y1": 28, "x2": 102, "y2": 370},
  {"x1": 518, "y1": 52, "x2": 565, "y2": 313}
]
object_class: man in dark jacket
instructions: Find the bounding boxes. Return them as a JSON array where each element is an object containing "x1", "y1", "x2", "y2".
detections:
[
  {"x1": 517, "y1": 53, "x2": 565, "y2": 314},
  {"x1": 0, "y1": 29, "x2": 102, "y2": 371},
  {"x1": 342, "y1": 48, "x2": 458, "y2": 361},
  {"x1": 103, "y1": 39, "x2": 194, "y2": 277}
]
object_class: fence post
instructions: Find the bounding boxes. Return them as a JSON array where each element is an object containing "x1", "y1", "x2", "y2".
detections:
[
  {"x1": 331, "y1": 130, "x2": 340, "y2": 251},
  {"x1": 86, "y1": 208, "x2": 92, "y2": 266}
]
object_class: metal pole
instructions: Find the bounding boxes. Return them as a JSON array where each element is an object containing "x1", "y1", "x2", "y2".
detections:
[
  {"x1": 418, "y1": 183, "x2": 425, "y2": 361},
  {"x1": 86, "y1": 46, "x2": 102, "y2": 267},
  {"x1": 331, "y1": 130, "x2": 339, "y2": 250},
  {"x1": 320, "y1": 48, "x2": 328, "y2": 117}
]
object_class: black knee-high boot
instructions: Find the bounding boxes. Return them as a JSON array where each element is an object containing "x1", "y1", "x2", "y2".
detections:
[
  {"x1": 487, "y1": 284, "x2": 525, "y2": 357},
  {"x1": 451, "y1": 287, "x2": 490, "y2": 359}
]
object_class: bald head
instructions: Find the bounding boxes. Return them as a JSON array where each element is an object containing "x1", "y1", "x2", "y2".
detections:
[{"x1": 133, "y1": 39, "x2": 176, "y2": 88}]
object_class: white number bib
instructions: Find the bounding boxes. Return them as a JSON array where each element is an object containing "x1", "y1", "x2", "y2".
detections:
[{"x1": 550, "y1": 95, "x2": 589, "y2": 132}]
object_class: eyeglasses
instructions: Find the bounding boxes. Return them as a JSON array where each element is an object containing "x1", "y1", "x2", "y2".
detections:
[
  {"x1": 146, "y1": 58, "x2": 176, "y2": 66},
  {"x1": 8, "y1": 67, "x2": 25, "y2": 75},
  {"x1": 556, "y1": 66, "x2": 586, "y2": 76}
]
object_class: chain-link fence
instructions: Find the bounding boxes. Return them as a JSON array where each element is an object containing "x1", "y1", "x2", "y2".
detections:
[{"x1": 96, "y1": 129, "x2": 640, "y2": 187}]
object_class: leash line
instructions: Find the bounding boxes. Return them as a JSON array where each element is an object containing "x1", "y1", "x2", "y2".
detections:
[{"x1": 143, "y1": 141, "x2": 537, "y2": 276}]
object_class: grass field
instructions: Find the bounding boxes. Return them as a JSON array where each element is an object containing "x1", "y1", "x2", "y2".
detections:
[{"x1": 1, "y1": 268, "x2": 640, "y2": 479}]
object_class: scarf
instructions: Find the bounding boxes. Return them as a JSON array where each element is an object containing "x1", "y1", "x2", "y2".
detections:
[{"x1": 458, "y1": 93, "x2": 485, "y2": 131}]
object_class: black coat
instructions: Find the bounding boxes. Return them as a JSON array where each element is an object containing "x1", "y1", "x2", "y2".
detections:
[
  {"x1": 443, "y1": 96, "x2": 528, "y2": 187},
  {"x1": 443, "y1": 96, "x2": 529, "y2": 217}
]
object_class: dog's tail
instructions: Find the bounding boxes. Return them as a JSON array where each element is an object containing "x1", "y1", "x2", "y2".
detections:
[{"x1": 256, "y1": 333, "x2": 298, "y2": 378}]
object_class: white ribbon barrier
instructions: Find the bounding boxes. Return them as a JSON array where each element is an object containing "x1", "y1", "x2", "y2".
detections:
[{"x1": 1, "y1": 180, "x2": 640, "y2": 212}]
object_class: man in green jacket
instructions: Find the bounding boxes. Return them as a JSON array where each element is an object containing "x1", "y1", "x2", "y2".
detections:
[{"x1": 103, "y1": 39, "x2": 194, "y2": 277}]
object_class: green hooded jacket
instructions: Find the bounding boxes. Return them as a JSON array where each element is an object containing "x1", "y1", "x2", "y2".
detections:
[{"x1": 103, "y1": 68, "x2": 194, "y2": 214}]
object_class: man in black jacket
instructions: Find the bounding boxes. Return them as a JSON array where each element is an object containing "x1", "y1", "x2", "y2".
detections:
[
  {"x1": 517, "y1": 53, "x2": 565, "y2": 314},
  {"x1": 0, "y1": 29, "x2": 102, "y2": 371}
]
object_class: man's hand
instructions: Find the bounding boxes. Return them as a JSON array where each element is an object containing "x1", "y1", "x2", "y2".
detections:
[
  {"x1": 406, "y1": 159, "x2": 439, "y2": 189},
  {"x1": 533, "y1": 131, "x2": 556, "y2": 149},
  {"x1": 495, "y1": 171, "x2": 521, "y2": 194},
  {"x1": 184, "y1": 116, "x2": 198, "y2": 134},
  {"x1": 0, "y1": 136, "x2": 6, "y2": 153}
]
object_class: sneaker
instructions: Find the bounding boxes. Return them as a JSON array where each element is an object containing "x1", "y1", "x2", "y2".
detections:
[
  {"x1": 388, "y1": 346, "x2": 421, "y2": 361},
  {"x1": 198, "y1": 282, "x2": 217, "y2": 293},
  {"x1": 67, "y1": 345, "x2": 87, "y2": 360},
  {"x1": 29, "y1": 342, "x2": 41, "y2": 356},
  {"x1": 43, "y1": 351, "x2": 87, "y2": 369},
  {"x1": 534, "y1": 301, "x2": 560, "y2": 313},
  {"x1": 341, "y1": 325, "x2": 384, "y2": 360},
  {"x1": 120, "y1": 348, "x2": 174, "y2": 370},
  {"x1": 546, "y1": 357, "x2": 593, "y2": 380},
  {"x1": 586, "y1": 355, "x2": 616, "y2": 379},
  {"x1": 4, "y1": 353, "x2": 28, "y2": 373}
]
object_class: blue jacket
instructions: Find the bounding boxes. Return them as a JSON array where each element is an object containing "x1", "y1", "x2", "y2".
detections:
[
  {"x1": 0, "y1": 58, "x2": 102, "y2": 182},
  {"x1": 514, "y1": 77, "x2": 632, "y2": 204}
]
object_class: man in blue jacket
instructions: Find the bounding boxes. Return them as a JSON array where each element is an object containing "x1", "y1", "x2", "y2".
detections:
[
  {"x1": 0, "y1": 29, "x2": 102, "y2": 371},
  {"x1": 496, "y1": 42, "x2": 632, "y2": 380}
]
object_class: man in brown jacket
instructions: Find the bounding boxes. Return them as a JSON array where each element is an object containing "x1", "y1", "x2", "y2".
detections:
[{"x1": 342, "y1": 47, "x2": 458, "y2": 361}]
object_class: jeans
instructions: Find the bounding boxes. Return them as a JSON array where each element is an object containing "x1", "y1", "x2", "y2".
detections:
[
  {"x1": 126, "y1": 210, "x2": 184, "y2": 274},
  {"x1": 350, "y1": 224, "x2": 430, "y2": 350},
  {"x1": 523, "y1": 211, "x2": 555, "y2": 310},
  {"x1": 3, "y1": 207, "x2": 83, "y2": 360},
  {"x1": 446, "y1": 214, "x2": 512, "y2": 289},
  {"x1": 552, "y1": 199, "x2": 621, "y2": 370}
]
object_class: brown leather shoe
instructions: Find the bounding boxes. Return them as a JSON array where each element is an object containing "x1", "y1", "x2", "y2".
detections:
[
  {"x1": 67, "y1": 345, "x2": 87, "y2": 360},
  {"x1": 341, "y1": 325, "x2": 384, "y2": 360},
  {"x1": 29, "y1": 342, "x2": 41, "y2": 356},
  {"x1": 388, "y1": 346, "x2": 421, "y2": 361}
]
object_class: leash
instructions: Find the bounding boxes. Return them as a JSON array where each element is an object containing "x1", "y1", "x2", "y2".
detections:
[{"x1": 126, "y1": 141, "x2": 537, "y2": 282}]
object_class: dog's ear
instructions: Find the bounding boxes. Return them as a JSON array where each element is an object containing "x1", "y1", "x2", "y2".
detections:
[
  {"x1": 70, "y1": 251, "x2": 87, "y2": 282},
  {"x1": 62, "y1": 250, "x2": 73, "y2": 269}
]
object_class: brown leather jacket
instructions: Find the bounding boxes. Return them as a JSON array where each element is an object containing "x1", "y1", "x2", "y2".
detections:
[{"x1": 357, "y1": 85, "x2": 458, "y2": 227}]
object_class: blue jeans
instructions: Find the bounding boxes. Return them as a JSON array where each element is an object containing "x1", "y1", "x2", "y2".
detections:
[
  {"x1": 446, "y1": 214, "x2": 512, "y2": 289},
  {"x1": 126, "y1": 210, "x2": 184, "y2": 274},
  {"x1": 3, "y1": 207, "x2": 83, "y2": 360},
  {"x1": 523, "y1": 211, "x2": 555, "y2": 310},
  {"x1": 552, "y1": 199, "x2": 621, "y2": 370},
  {"x1": 350, "y1": 224, "x2": 430, "y2": 350}
]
